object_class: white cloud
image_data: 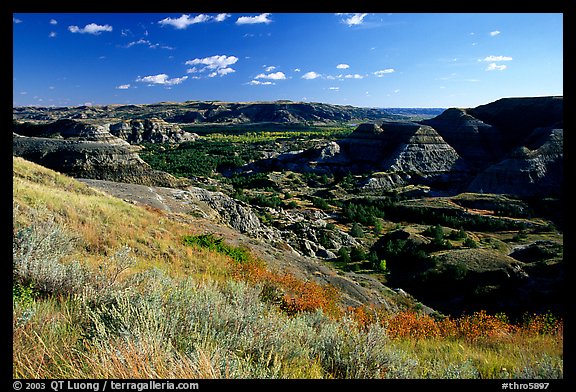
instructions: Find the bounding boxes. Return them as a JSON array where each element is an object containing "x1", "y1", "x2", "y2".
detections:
[
  {"x1": 302, "y1": 71, "x2": 321, "y2": 80},
  {"x1": 264, "y1": 65, "x2": 276, "y2": 72},
  {"x1": 13, "y1": 17, "x2": 22, "y2": 24},
  {"x1": 374, "y1": 69, "x2": 395, "y2": 77},
  {"x1": 482, "y1": 55, "x2": 513, "y2": 62},
  {"x1": 158, "y1": 14, "x2": 211, "y2": 29},
  {"x1": 210, "y1": 67, "x2": 236, "y2": 77},
  {"x1": 490, "y1": 30, "x2": 500, "y2": 36},
  {"x1": 344, "y1": 74, "x2": 363, "y2": 79},
  {"x1": 185, "y1": 55, "x2": 238, "y2": 70},
  {"x1": 185, "y1": 55, "x2": 238, "y2": 78},
  {"x1": 294, "y1": 68, "x2": 301, "y2": 72},
  {"x1": 485, "y1": 63, "x2": 507, "y2": 71},
  {"x1": 236, "y1": 13, "x2": 272, "y2": 25},
  {"x1": 336, "y1": 63, "x2": 350, "y2": 69},
  {"x1": 214, "y1": 13, "x2": 231, "y2": 22},
  {"x1": 248, "y1": 80, "x2": 274, "y2": 85},
  {"x1": 329, "y1": 87, "x2": 339, "y2": 90},
  {"x1": 255, "y1": 71, "x2": 286, "y2": 80},
  {"x1": 49, "y1": 32, "x2": 57, "y2": 38},
  {"x1": 50, "y1": 19, "x2": 58, "y2": 25},
  {"x1": 337, "y1": 13, "x2": 368, "y2": 26},
  {"x1": 126, "y1": 39, "x2": 157, "y2": 49},
  {"x1": 136, "y1": 74, "x2": 188, "y2": 85},
  {"x1": 116, "y1": 84, "x2": 131, "y2": 89},
  {"x1": 68, "y1": 23, "x2": 113, "y2": 35}
]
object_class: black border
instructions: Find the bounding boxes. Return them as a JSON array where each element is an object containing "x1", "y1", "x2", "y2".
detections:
[{"x1": 6, "y1": 0, "x2": 574, "y2": 389}]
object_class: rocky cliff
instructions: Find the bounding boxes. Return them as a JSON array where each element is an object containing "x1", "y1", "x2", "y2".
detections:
[
  {"x1": 12, "y1": 133, "x2": 187, "y2": 187},
  {"x1": 321, "y1": 96, "x2": 562, "y2": 197},
  {"x1": 108, "y1": 118, "x2": 199, "y2": 144},
  {"x1": 13, "y1": 118, "x2": 198, "y2": 145},
  {"x1": 421, "y1": 96, "x2": 563, "y2": 196}
]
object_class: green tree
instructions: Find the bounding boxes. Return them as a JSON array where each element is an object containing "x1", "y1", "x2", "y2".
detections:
[
  {"x1": 373, "y1": 220, "x2": 383, "y2": 235},
  {"x1": 337, "y1": 247, "x2": 351, "y2": 264},
  {"x1": 350, "y1": 246, "x2": 366, "y2": 262},
  {"x1": 350, "y1": 222, "x2": 364, "y2": 238},
  {"x1": 463, "y1": 237, "x2": 478, "y2": 248}
]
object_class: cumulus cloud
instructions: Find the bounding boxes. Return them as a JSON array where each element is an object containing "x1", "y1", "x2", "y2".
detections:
[
  {"x1": 485, "y1": 63, "x2": 507, "y2": 71},
  {"x1": 185, "y1": 55, "x2": 238, "y2": 78},
  {"x1": 373, "y1": 69, "x2": 395, "y2": 77},
  {"x1": 255, "y1": 71, "x2": 286, "y2": 80},
  {"x1": 68, "y1": 23, "x2": 113, "y2": 35},
  {"x1": 236, "y1": 13, "x2": 272, "y2": 25},
  {"x1": 294, "y1": 68, "x2": 301, "y2": 72},
  {"x1": 158, "y1": 14, "x2": 212, "y2": 29},
  {"x1": 49, "y1": 32, "x2": 57, "y2": 38},
  {"x1": 329, "y1": 87, "x2": 340, "y2": 90},
  {"x1": 13, "y1": 17, "x2": 22, "y2": 24},
  {"x1": 136, "y1": 74, "x2": 188, "y2": 85},
  {"x1": 302, "y1": 71, "x2": 321, "y2": 80},
  {"x1": 344, "y1": 74, "x2": 363, "y2": 79},
  {"x1": 214, "y1": 13, "x2": 231, "y2": 22},
  {"x1": 336, "y1": 63, "x2": 350, "y2": 69},
  {"x1": 264, "y1": 65, "x2": 276, "y2": 72},
  {"x1": 50, "y1": 19, "x2": 58, "y2": 25},
  {"x1": 490, "y1": 30, "x2": 501, "y2": 36},
  {"x1": 186, "y1": 55, "x2": 238, "y2": 70},
  {"x1": 482, "y1": 55, "x2": 513, "y2": 62},
  {"x1": 116, "y1": 84, "x2": 131, "y2": 89},
  {"x1": 337, "y1": 13, "x2": 368, "y2": 26}
]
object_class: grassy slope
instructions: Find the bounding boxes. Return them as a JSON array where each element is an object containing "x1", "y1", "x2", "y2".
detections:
[{"x1": 12, "y1": 157, "x2": 563, "y2": 379}]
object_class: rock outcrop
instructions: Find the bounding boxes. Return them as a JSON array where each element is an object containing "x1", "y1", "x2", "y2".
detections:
[
  {"x1": 420, "y1": 96, "x2": 563, "y2": 197},
  {"x1": 330, "y1": 97, "x2": 562, "y2": 197},
  {"x1": 12, "y1": 133, "x2": 186, "y2": 187},
  {"x1": 421, "y1": 108, "x2": 503, "y2": 170},
  {"x1": 13, "y1": 118, "x2": 199, "y2": 145},
  {"x1": 466, "y1": 128, "x2": 563, "y2": 197},
  {"x1": 109, "y1": 118, "x2": 199, "y2": 144},
  {"x1": 468, "y1": 96, "x2": 563, "y2": 151},
  {"x1": 12, "y1": 119, "x2": 129, "y2": 145}
]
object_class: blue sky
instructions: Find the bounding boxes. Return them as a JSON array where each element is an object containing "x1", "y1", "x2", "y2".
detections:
[{"x1": 12, "y1": 13, "x2": 563, "y2": 108}]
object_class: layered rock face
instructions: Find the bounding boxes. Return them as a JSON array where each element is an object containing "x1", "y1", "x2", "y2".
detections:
[
  {"x1": 381, "y1": 123, "x2": 464, "y2": 175},
  {"x1": 466, "y1": 128, "x2": 563, "y2": 197},
  {"x1": 332, "y1": 121, "x2": 466, "y2": 186},
  {"x1": 13, "y1": 118, "x2": 198, "y2": 145},
  {"x1": 12, "y1": 119, "x2": 128, "y2": 145},
  {"x1": 459, "y1": 97, "x2": 563, "y2": 197},
  {"x1": 109, "y1": 118, "x2": 199, "y2": 144},
  {"x1": 422, "y1": 108, "x2": 503, "y2": 170},
  {"x1": 12, "y1": 134, "x2": 186, "y2": 187}
]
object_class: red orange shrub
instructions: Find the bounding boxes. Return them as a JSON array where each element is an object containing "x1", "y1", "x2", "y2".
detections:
[
  {"x1": 231, "y1": 258, "x2": 342, "y2": 317},
  {"x1": 346, "y1": 305, "x2": 562, "y2": 343}
]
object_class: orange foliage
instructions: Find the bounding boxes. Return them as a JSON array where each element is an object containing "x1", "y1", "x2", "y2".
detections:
[
  {"x1": 231, "y1": 259, "x2": 342, "y2": 318},
  {"x1": 346, "y1": 305, "x2": 562, "y2": 342}
]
